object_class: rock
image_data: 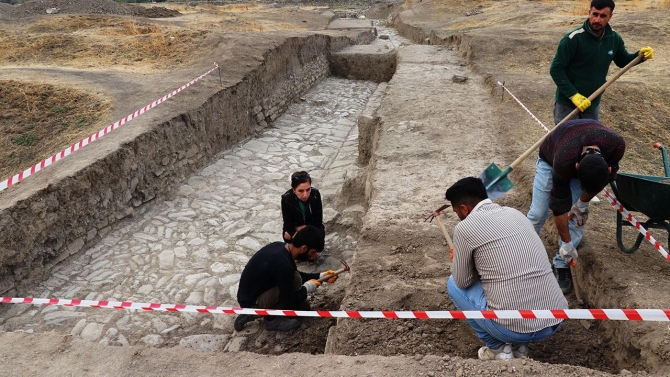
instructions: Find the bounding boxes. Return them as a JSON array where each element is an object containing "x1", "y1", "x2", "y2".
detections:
[
  {"x1": 158, "y1": 250, "x2": 175, "y2": 268},
  {"x1": 80, "y1": 323, "x2": 104, "y2": 342},
  {"x1": 379, "y1": 35, "x2": 390, "y2": 40},
  {"x1": 452, "y1": 75, "x2": 468, "y2": 83},
  {"x1": 179, "y1": 334, "x2": 229, "y2": 352},
  {"x1": 141, "y1": 334, "x2": 164, "y2": 346},
  {"x1": 224, "y1": 336, "x2": 247, "y2": 352}
]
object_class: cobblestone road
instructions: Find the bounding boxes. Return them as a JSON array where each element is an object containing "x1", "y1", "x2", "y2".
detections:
[{"x1": 0, "y1": 76, "x2": 378, "y2": 351}]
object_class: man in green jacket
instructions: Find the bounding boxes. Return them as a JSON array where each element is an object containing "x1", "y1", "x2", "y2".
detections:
[{"x1": 549, "y1": 0, "x2": 653, "y2": 125}]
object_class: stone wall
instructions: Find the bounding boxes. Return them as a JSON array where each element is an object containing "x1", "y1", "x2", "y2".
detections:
[{"x1": 0, "y1": 32, "x2": 373, "y2": 295}]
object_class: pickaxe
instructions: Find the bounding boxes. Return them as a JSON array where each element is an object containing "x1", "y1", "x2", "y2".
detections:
[
  {"x1": 317, "y1": 260, "x2": 350, "y2": 283},
  {"x1": 425, "y1": 204, "x2": 455, "y2": 259}
]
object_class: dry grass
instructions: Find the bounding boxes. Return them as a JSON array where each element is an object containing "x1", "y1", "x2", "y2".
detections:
[
  {"x1": 0, "y1": 80, "x2": 110, "y2": 180},
  {"x1": 0, "y1": 16, "x2": 207, "y2": 69}
]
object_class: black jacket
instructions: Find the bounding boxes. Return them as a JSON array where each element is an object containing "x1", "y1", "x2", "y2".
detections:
[
  {"x1": 237, "y1": 242, "x2": 319, "y2": 308},
  {"x1": 281, "y1": 187, "x2": 324, "y2": 240}
]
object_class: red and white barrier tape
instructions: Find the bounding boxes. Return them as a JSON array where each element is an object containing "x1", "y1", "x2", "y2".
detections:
[
  {"x1": 498, "y1": 81, "x2": 550, "y2": 133},
  {"x1": 2, "y1": 297, "x2": 669, "y2": 321},
  {"x1": 498, "y1": 81, "x2": 670, "y2": 263},
  {"x1": 0, "y1": 63, "x2": 220, "y2": 192}
]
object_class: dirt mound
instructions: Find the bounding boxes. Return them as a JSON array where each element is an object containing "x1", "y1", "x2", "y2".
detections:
[
  {"x1": 134, "y1": 5, "x2": 180, "y2": 18},
  {"x1": 6, "y1": 0, "x2": 180, "y2": 19}
]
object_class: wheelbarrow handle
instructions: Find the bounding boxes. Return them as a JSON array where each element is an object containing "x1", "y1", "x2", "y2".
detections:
[{"x1": 653, "y1": 143, "x2": 670, "y2": 178}]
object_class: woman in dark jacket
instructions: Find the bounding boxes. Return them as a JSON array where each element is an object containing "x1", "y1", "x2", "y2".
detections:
[{"x1": 281, "y1": 171, "x2": 325, "y2": 244}]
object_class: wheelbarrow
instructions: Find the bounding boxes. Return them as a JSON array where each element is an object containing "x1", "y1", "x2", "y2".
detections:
[{"x1": 609, "y1": 143, "x2": 670, "y2": 253}]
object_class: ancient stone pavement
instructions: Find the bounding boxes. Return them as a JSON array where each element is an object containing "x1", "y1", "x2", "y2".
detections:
[{"x1": 0, "y1": 76, "x2": 378, "y2": 351}]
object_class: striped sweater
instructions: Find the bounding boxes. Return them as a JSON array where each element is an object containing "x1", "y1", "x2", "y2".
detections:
[
  {"x1": 452, "y1": 200, "x2": 568, "y2": 333},
  {"x1": 539, "y1": 119, "x2": 626, "y2": 216}
]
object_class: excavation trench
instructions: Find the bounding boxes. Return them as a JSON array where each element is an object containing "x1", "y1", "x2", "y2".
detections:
[{"x1": 0, "y1": 15, "x2": 665, "y2": 374}]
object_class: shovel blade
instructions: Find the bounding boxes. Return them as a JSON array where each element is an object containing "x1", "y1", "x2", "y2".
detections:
[{"x1": 479, "y1": 163, "x2": 514, "y2": 200}]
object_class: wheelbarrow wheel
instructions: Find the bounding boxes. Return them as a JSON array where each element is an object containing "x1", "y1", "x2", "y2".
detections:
[{"x1": 616, "y1": 211, "x2": 644, "y2": 254}]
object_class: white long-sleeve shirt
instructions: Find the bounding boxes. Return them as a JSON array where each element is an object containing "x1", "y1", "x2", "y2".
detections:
[{"x1": 452, "y1": 200, "x2": 568, "y2": 333}]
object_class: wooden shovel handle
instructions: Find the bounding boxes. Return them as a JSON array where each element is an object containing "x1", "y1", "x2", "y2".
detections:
[
  {"x1": 508, "y1": 54, "x2": 643, "y2": 171},
  {"x1": 570, "y1": 265, "x2": 584, "y2": 306}
]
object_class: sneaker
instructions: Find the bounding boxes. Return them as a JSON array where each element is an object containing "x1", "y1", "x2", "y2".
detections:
[
  {"x1": 478, "y1": 344, "x2": 513, "y2": 361},
  {"x1": 233, "y1": 314, "x2": 255, "y2": 331},
  {"x1": 263, "y1": 317, "x2": 301, "y2": 332},
  {"x1": 512, "y1": 344, "x2": 528, "y2": 358},
  {"x1": 556, "y1": 268, "x2": 573, "y2": 294}
]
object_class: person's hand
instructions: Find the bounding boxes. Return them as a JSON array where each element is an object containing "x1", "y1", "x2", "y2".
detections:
[
  {"x1": 449, "y1": 247, "x2": 454, "y2": 260},
  {"x1": 559, "y1": 242, "x2": 578, "y2": 267},
  {"x1": 319, "y1": 270, "x2": 338, "y2": 284},
  {"x1": 283, "y1": 231, "x2": 292, "y2": 241},
  {"x1": 302, "y1": 279, "x2": 321, "y2": 294},
  {"x1": 639, "y1": 46, "x2": 654, "y2": 60},
  {"x1": 570, "y1": 93, "x2": 591, "y2": 112},
  {"x1": 568, "y1": 200, "x2": 589, "y2": 226}
]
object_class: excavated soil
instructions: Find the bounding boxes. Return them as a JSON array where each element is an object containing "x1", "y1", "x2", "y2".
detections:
[
  {"x1": 2, "y1": 1, "x2": 670, "y2": 376},
  {"x1": 0, "y1": 0, "x2": 180, "y2": 18}
]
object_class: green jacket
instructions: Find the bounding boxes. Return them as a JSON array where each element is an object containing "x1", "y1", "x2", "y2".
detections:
[{"x1": 550, "y1": 19, "x2": 639, "y2": 111}]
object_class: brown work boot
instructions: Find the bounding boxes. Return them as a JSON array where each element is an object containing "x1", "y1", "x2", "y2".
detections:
[{"x1": 264, "y1": 317, "x2": 301, "y2": 332}]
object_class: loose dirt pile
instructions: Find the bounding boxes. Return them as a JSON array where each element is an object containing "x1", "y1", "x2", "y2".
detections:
[{"x1": 2, "y1": 0, "x2": 180, "y2": 19}]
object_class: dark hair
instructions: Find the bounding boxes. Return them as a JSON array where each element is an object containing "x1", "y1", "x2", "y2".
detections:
[
  {"x1": 591, "y1": 0, "x2": 615, "y2": 12},
  {"x1": 578, "y1": 154, "x2": 609, "y2": 193},
  {"x1": 291, "y1": 171, "x2": 312, "y2": 189},
  {"x1": 291, "y1": 225, "x2": 325, "y2": 252},
  {"x1": 445, "y1": 177, "x2": 488, "y2": 207}
]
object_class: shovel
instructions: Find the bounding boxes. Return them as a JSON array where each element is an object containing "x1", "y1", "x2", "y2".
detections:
[{"x1": 480, "y1": 54, "x2": 644, "y2": 199}]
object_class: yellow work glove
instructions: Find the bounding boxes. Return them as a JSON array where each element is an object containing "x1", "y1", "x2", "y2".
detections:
[
  {"x1": 570, "y1": 93, "x2": 591, "y2": 112},
  {"x1": 638, "y1": 46, "x2": 654, "y2": 60},
  {"x1": 319, "y1": 270, "x2": 338, "y2": 284}
]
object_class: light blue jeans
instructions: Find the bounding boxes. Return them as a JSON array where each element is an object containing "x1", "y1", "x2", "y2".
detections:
[
  {"x1": 553, "y1": 102, "x2": 599, "y2": 125},
  {"x1": 447, "y1": 277, "x2": 561, "y2": 349},
  {"x1": 527, "y1": 158, "x2": 585, "y2": 268}
]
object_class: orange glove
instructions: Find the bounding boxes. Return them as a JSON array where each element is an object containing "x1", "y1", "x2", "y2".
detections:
[
  {"x1": 319, "y1": 270, "x2": 338, "y2": 284},
  {"x1": 449, "y1": 247, "x2": 454, "y2": 260}
]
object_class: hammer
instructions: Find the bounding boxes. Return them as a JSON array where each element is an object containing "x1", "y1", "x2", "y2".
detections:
[{"x1": 317, "y1": 260, "x2": 350, "y2": 283}]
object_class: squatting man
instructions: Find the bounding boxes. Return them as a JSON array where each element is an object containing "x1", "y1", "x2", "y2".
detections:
[
  {"x1": 233, "y1": 226, "x2": 339, "y2": 332},
  {"x1": 444, "y1": 177, "x2": 568, "y2": 360}
]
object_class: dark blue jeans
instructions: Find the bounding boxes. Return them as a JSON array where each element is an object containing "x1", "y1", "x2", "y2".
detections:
[{"x1": 447, "y1": 276, "x2": 562, "y2": 349}]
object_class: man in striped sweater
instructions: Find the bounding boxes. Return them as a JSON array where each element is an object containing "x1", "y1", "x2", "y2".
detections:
[
  {"x1": 446, "y1": 177, "x2": 568, "y2": 360},
  {"x1": 527, "y1": 119, "x2": 625, "y2": 293}
]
